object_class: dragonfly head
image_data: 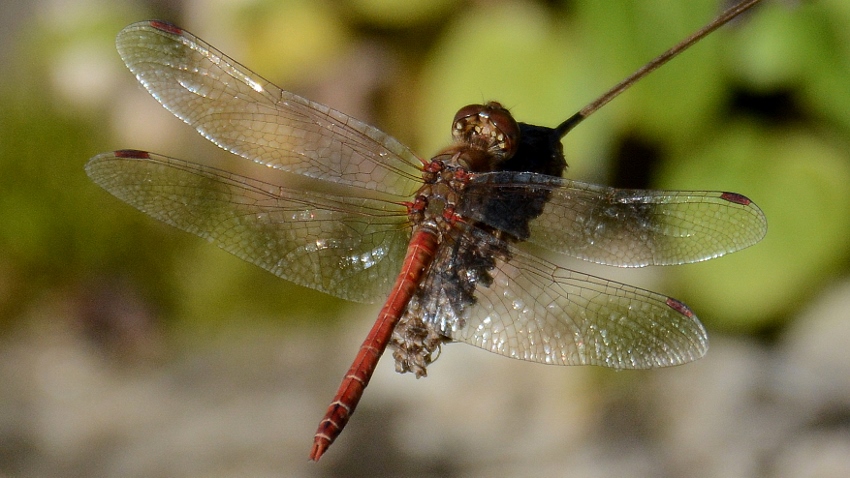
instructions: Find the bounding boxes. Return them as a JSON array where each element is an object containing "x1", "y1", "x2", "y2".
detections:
[{"x1": 451, "y1": 102, "x2": 520, "y2": 170}]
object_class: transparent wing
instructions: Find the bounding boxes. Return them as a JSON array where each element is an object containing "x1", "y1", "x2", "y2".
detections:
[
  {"x1": 422, "y1": 227, "x2": 707, "y2": 369},
  {"x1": 460, "y1": 171, "x2": 767, "y2": 267},
  {"x1": 86, "y1": 150, "x2": 411, "y2": 303},
  {"x1": 116, "y1": 20, "x2": 424, "y2": 198}
]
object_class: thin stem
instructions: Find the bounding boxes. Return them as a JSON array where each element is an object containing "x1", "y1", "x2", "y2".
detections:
[{"x1": 554, "y1": 0, "x2": 763, "y2": 138}]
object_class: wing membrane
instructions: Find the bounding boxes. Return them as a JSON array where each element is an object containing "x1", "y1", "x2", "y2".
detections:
[
  {"x1": 86, "y1": 151, "x2": 411, "y2": 303},
  {"x1": 116, "y1": 21, "x2": 424, "y2": 198},
  {"x1": 461, "y1": 171, "x2": 767, "y2": 267},
  {"x1": 422, "y1": 227, "x2": 707, "y2": 369}
]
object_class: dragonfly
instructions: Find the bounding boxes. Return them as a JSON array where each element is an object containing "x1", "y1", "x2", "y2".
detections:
[{"x1": 86, "y1": 0, "x2": 767, "y2": 461}]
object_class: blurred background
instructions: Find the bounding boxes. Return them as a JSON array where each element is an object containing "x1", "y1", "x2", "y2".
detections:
[{"x1": 2, "y1": 0, "x2": 850, "y2": 476}]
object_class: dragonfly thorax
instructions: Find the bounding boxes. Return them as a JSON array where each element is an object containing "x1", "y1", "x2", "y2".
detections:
[{"x1": 408, "y1": 160, "x2": 472, "y2": 234}]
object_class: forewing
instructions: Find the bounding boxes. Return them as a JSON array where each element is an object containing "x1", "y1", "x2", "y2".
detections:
[
  {"x1": 86, "y1": 150, "x2": 410, "y2": 303},
  {"x1": 461, "y1": 172, "x2": 767, "y2": 267},
  {"x1": 422, "y1": 228, "x2": 707, "y2": 369},
  {"x1": 115, "y1": 21, "x2": 424, "y2": 198}
]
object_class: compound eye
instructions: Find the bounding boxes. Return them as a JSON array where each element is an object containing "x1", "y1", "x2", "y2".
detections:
[
  {"x1": 452, "y1": 103, "x2": 520, "y2": 158},
  {"x1": 452, "y1": 104, "x2": 486, "y2": 127},
  {"x1": 483, "y1": 103, "x2": 520, "y2": 157}
]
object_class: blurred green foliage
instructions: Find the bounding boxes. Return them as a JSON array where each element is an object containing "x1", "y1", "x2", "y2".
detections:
[{"x1": 1, "y1": 0, "x2": 849, "y2": 338}]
